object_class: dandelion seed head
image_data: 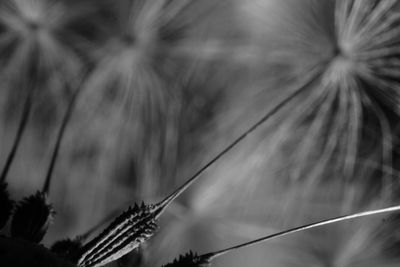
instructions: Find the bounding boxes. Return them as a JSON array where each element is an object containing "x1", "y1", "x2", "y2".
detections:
[
  {"x1": 77, "y1": 202, "x2": 159, "y2": 267},
  {"x1": 75, "y1": 0, "x2": 208, "y2": 197},
  {"x1": 231, "y1": 0, "x2": 400, "y2": 187},
  {"x1": 0, "y1": 0, "x2": 85, "y2": 88},
  {"x1": 323, "y1": 55, "x2": 355, "y2": 85}
]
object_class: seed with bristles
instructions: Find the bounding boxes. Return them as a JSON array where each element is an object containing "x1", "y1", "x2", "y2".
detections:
[
  {"x1": 241, "y1": 0, "x2": 400, "y2": 185},
  {"x1": 72, "y1": 69, "x2": 318, "y2": 267},
  {"x1": 0, "y1": 181, "x2": 14, "y2": 229},
  {"x1": 76, "y1": 72, "x2": 320, "y2": 267},
  {"x1": 10, "y1": 191, "x2": 55, "y2": 243},
  {"x1": 77, "y1": 202, "x2": 158, "y2": 267}
]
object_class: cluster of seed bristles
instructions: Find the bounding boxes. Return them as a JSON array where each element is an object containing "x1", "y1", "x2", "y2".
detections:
[
  {"x1": 77, "y1": 202, "x2": 158, "y2": 267},
  {"x1": 2, "y1": 0, "x2": 400, "y2": 266}
]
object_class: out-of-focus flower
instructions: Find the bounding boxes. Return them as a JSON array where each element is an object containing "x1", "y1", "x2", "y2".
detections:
[
  {"x1": 0, "y1": 0, "x2": 94, "y2": 186},
  {"x1": 168, "y1": 1, "x2": 400, "y2": 266},
  {"x1": 233, "y1": 0, "x2": 400, "y2": 187},
  {"x1": 0, "y1": 2, "x2": 95, "y2": 241},
  {"x1": 0, "y1": 0, "x2": 88, "y2": 90},
  {"x1": 76, "y1": 0, "x2": 226, "y2": 197}
]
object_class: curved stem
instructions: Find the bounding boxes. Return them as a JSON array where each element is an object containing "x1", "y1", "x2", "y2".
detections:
[
  {"x1": 204, "y1": 204, "x2": 400, "y2": 261},
  {"x1": 42, "y1": 85, "x2": 82, "y2": 195},
  {"x1": 153, "y1": 66, "x2": 323, "y2": 219},
  {"x1": 0, "y1": 90, "x2": 34, "y2": 183}
]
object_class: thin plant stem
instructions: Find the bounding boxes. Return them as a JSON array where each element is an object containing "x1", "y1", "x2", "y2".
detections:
[
  {"x1": 204, "y1": 204, "x2": 400, "y2": 261},
  {"x1": 152, "y1": 66, "x2": 323, "y2": 218},
  {"x1": 75, "y1": 66, "x2": 323, "y2": 267},
  {"x1": 0, "y1": 89, "x2": 34, "y2": 183},
  {"x1": 42, "y1": 83, "x2": 83, "y2": 195}
]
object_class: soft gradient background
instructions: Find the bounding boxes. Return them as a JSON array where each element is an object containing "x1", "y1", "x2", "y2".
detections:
[{"x1": 1, "y1": 0, "x2": 400, "y2": 266}]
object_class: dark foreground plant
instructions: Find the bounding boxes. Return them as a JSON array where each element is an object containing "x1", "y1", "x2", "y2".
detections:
[{"x1": 2, "y1": 1, "x2": 400, "y2": 267}]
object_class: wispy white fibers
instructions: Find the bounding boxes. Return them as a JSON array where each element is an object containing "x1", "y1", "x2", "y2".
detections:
[
  {"x1": 71, "y1": 0, "x2": 232, "y2": 233},
  {"x1": 0, "y1": 0, "x2": 95, "y2": 242},
  {"x1": 0, "y1": 0, "x2": 90, "y2": 190},
  {"x1": 0, "y1": 0, "x2": 89, "y2": 152},
  {"x1": 1, "y1": 0, "x2": 400, "y2": 266},
  {"x1": 0, "y1": 0, "x2": 86, "y2": 88},
  {"x1": 235, "y1": 0, "x2": 400, "y2": 187},
  {"x1": 77, "y1": 0, "x2": 182, "y2": 194},
  {"x1": 173, "y1": 1, "x2": 400, "y2": 267}
]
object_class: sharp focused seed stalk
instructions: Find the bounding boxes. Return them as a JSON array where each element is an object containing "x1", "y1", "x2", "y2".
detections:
[
  {"x1": 76, "y1": 68, "x2": 322, "y2": 267},
  {"x1": 162, "y1": 205, "x2": 400, "y2": 267},
  {"x1": 77, "y1": 203, "x2": 158, "y2": 267},
  {"x1": 1, "y1": 1, "x2": 399, "y2": 267}
]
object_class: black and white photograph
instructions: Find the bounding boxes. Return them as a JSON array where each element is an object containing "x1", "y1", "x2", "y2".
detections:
[{"x1": 1, "y1": 0, "x2": 400, "y2": 266}]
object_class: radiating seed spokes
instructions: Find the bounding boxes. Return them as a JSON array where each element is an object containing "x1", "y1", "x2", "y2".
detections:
[{"x1": 77, "y1": 203, "x2": 158, "y2": 267}]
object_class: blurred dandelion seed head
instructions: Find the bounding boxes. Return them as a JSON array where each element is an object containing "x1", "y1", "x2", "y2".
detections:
[
  {"x1": 0, "y1": 0, "x2": 85, "y2": 86},
  {"x1": 65, "y1": 0, "x2": 223, "y2": 221},
  {"x1": 232, "y1": 0, "x2": 400, "y2": 186},
  {"x1": 2, "y1": 1, "x2": 400, "y2": 267},
  {"x1": 323, "y1": 56, "x2": 355, "y2": 85}
]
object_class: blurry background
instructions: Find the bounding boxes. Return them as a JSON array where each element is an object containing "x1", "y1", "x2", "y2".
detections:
[{"x1": 1, "y1": 0, "x2": 400, "y2": 266}]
